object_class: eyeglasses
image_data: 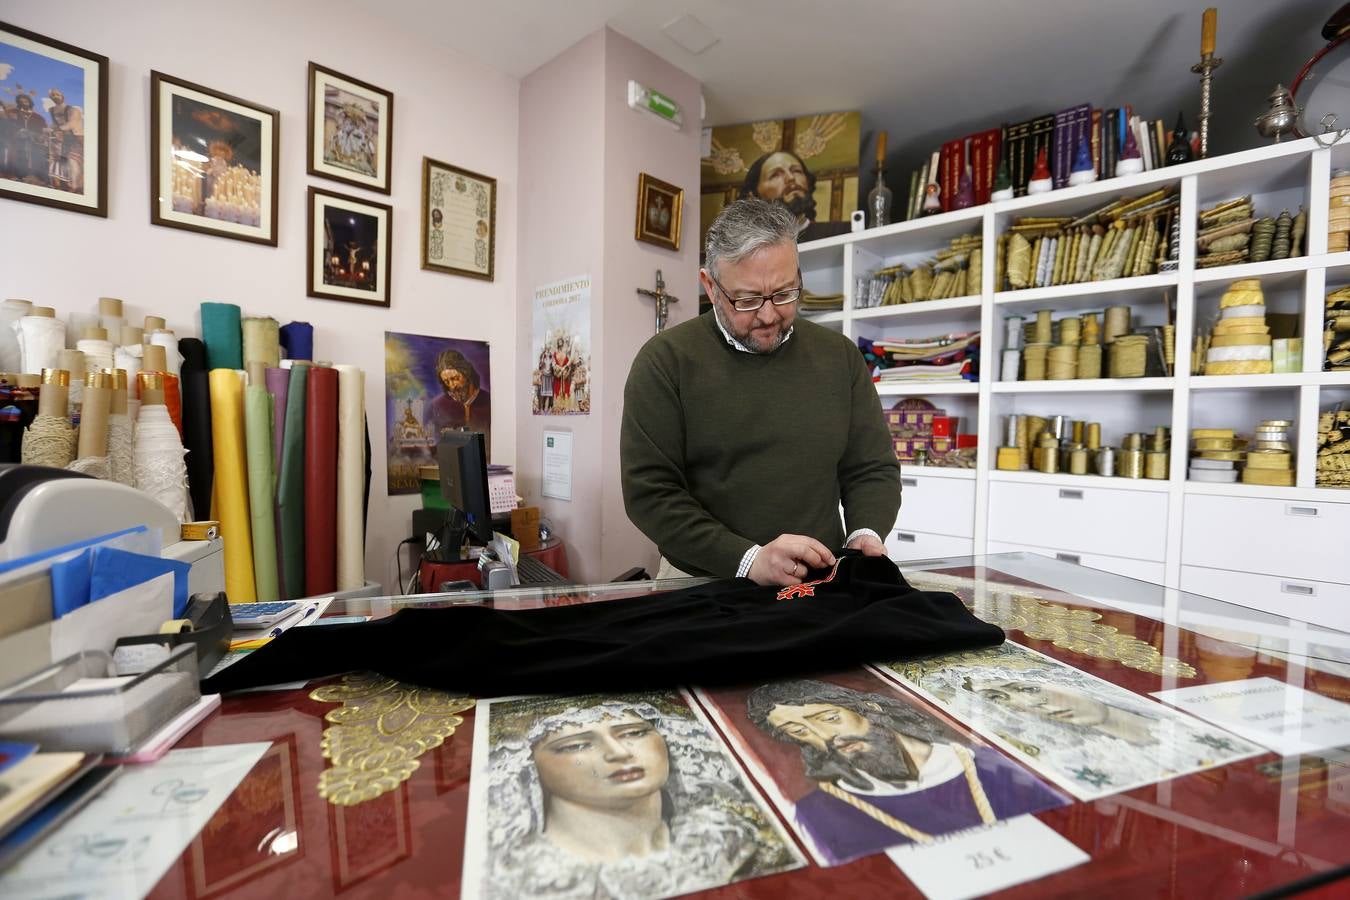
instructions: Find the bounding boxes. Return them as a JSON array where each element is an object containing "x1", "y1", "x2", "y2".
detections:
[{"x1": 710, "y1": 269, "x2": 803, "y2": 312}]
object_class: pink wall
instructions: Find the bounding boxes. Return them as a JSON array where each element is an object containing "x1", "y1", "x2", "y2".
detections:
[
  {"x1": 516, "y1": 29, "x2": 700, "y2": 583},
  {"x1": 2, "y1": 0, "x2": 520, "y2": 592}
]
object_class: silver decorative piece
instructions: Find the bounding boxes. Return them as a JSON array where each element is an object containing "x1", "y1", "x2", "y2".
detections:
[
  {"x1": 636, "y1": 269, "x2": 679, "y2": 334},
  {"x1": 1255, "y1": 85, "x2": 1299, "y2": 142},
  {"x1": 1190, "y1": 8, "x2": 1223, "y2": 159}
]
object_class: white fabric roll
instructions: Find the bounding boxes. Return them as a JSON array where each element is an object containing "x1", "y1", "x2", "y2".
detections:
[
  {"x1": 1206, "y1": 345, "x2": 1273, "y2": 362},
  {"x1": 114, "y1": 344, "x2": 144, "y2": 397},
  {"x1": 15, "y1": 316, "x2": 66, "y2": 374},
  {"x1": 66, "y1": 312, "x2": 100, "y2": 349},
  {"x1": 334, "y1": 364, "x2": 366, "y2": 591},
  {"x1": 76, "y1": 338, "x2": 115, "y2": 374},
  {"x1": 0, "y1": 300, "x2": 32, "y2": 372},
  {"x1": 1220, "y1": 305, "x2": 1265, "y2": 319},
  {"x1": 108, "y1": 413, "x2": 135, "y2": 486},
  {"x1": 133, "y1": 405, "x2": 188, "y2": 522},
  {"x1": 149, "y1": 331, "x2": 181, "y2": 377},
  {"x1": 1188, "y1": 467, "x2": 1239, "y2": 483},
  {"x1": 99, "y1": 315, "x2": 124, "y2": 347}
]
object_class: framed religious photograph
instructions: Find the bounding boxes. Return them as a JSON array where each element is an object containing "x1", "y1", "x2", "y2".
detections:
[
  {"x1": 307, "y1": 62, "x2": 392, "y2": 194},
  {"x1": 0, "y1": 21, "x2": 109, "y2": 217},
  {"x1": 634, "y1": 172, "x2": 682, "y2": 250},
  {"x1": 150, "y1": 71, "x2": 279, "y2": 245},
  {"x1": 308, "y1": 186, "x2": 392, "y2": 307},
  {"x1": 421, "y1": 156, "x2": 495, "y2": 280}
]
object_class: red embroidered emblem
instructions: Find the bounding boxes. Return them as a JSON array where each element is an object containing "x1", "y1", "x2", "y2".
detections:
[{"x1": 775, "y1": 559, "x2": 842, "y2": 601}]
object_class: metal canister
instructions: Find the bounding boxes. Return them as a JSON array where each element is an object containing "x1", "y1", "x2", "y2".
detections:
[
  {"x1": 1095, "y1": 446, "x2": 1116, "y2": 476},
  {"x1": 1050, "y1": 415, "x2": 1067, "y2": 441},
  {"x1": 1006, "y1": 414, "x2": 1022, "y2": 448}
]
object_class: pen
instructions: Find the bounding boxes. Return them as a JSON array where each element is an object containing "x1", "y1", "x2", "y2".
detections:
[{"x1": 267, "y1": 603, "x2": 321, "y2": 637}]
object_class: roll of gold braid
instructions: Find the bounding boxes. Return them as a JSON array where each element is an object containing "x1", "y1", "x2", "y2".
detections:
[
  {"x1": 1081, "y1": 312, "x2": 1100, "y2": 345},
  {"x1": 1087, "y1": 422, "x2": 1101, "y2": 450},
  {"x1": 1072, "y1": 420, "x2": 1084, "y2": 444},
  {"x1": 1145, "y1": 450, "x2": 1169, "y2": 480},
  {"x1": 1122, "y1": 432, "x2": 1144, "y2": 452},
  {"x1": 1034, "y1": 310, "x2": 1053, "y2": 344},
  {"x1": 1151, "y1": 426, "x2": 1169, "y2": 453},
  {"x1": 1109, "y1": 334, "x2": 1149, "y2": 377},
  {"x1": 1037, "y1": 434, "x2": 1060, "y2": 474},
  {"x1": 1059, "y1": 316, "x2": 1081, "y2": 346},
  {"x1": 1069, "y1": 447, "x2": 1089, "y2": 475},
  {"x1": 1119, "y1": 448, "x2": 1145, "y2": 478},
  {"x1": 1104, "y1": 307, "x2": 1131, "y2": 343},
  {"x1": 1025, "y1": 415, "x2": 1047, "y2": 450},
  {"x1": 1016, "y1": 415, "x2": 1030, "y2": 470},
  {"x1": 1162, "y1": 324, "x2": 1175, "y2": 370},
  {"x1": 1047, "y1": 345, "x2": 1078, "y2": 380},
  {"x1": 1077, "y1": 344, "x2": 1103, "y2": 380},
  {"x1": 1023, "y1": 343, "x2": 1049, "y2": 381}
]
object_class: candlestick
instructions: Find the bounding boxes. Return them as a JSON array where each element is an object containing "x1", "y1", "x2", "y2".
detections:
[
  {"x1": 1190, "y1": 7, "x2": 1223, "y2": 160},
  {"x1": 1201, "y1": 7, "x2": 1216, "y2": 56}
]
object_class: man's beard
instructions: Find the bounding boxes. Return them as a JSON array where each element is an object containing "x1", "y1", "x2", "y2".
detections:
[
  {"x1": 446, "y1": 384, "x2": 470, "y2": 402},
  {"x1": 780, "y1": 191, "x2": 817, "y2": 222},
  {"x1": 827, "y1": 733, "x2": 919, "y2": 788},
  {"x1": 712, "y1": 303, "x2": 790, "y2": 354}
]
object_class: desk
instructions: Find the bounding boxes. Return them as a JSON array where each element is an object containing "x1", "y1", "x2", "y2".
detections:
[
  {"x1": 417, "y1": 535, "x2": 569, "y2": 589},
  {"x1": 66, "y1": 556, "x2": 1350, "y2": 897}
]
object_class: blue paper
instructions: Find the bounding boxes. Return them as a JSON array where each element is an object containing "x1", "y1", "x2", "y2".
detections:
[
  {"x1": 0, "y1": 526, "x2": 149, "y2": 577},
  {"x1": 89, "y1": 548, "x2": 192, "y2": 618},
  {"x1": 49, "y1": 549, "x2": 94, "y2": 617}
]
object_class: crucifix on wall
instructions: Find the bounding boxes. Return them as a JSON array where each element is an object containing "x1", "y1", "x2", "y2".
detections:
[{"x1": 636, "y1": 269, "x2": 679, "y2": 334}]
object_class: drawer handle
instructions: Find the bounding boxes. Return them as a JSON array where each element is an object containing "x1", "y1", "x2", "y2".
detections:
[
  {"x1": 895, "y1": 532, "x2": 917, "y2": 543},
  {"x1": 1281, "y1": 582, "x2": 1316, "y2": 596},
  {"x1": 1058, "y1": 489, "x2": 1084, "y2": 500},
  {"x1": 901, "y1": 477, "x2": 918, "y2": 487},
  {"x1": 1286, "y1": 505, "x2": 1319, "y2": 518},
  {"x1": 1056, "y1": 553, "x2": 1082, "y2": 565}
]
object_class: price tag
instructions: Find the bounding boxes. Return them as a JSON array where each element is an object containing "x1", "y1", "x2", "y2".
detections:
[{"x1": 887, "y1": 815, "x2": 1088, "y2": 900}]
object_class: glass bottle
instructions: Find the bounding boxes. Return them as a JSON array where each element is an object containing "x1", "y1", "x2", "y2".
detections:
[{"x1": 867, "y1": 130, "x2": 892, "y2": 227}]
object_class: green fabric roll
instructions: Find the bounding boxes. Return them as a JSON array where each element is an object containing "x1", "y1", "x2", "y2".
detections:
[
  {"x1": 244, "y1": 385, "x2": 279, "y2": 602},
  {"x1": 276, "y1": 364, "x2": 308, "y2": 599},
  {"x1": 201, "y1": 302, "x2": 243, "y2": 370}
]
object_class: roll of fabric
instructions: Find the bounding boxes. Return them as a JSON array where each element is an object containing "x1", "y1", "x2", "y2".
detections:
[
  {"x1": 164, "y1": 373, "x2": 183, "y2": 436},
  {"x1": 0, "y1": 300, "x2": 33, "y2": 372},
  {"x1": 150, "y1": 330, "x2": 182, "y2": 377},
  {"x1": 245, "y1": 385, "x2": 280, "y2": 602},
  {"x1": 304, "y1": 366, "x2": 338, "y2": 597},
  {"x1": 201, "y1": 302, "x2": 243, "y2": 371},
  {"x1": 279, "y1": 322, "x2": 314, "y2": 361},
  {"x1": 107, "y1": 412, "x2": 135, "y2": 486},
  {"x1": 210, "y1": 369, "x2": 256, "y2": 603},
  {"x1": 265, "y1": 368, "x2": 289, "y2": 472},
  {"x1": 243, "y1": 317, "x2": 281, "y2": 369},
  {"x1": 277, "y1": 365, "x2": 309, "y2": 599},
  {"x1": 77, "y1": 338, "x2": 115, "y2": 376},
  {"x1": 334, "y1": 365, "x2": 366, "y2": 591},
  {"x1": 114, "y1": 344, "x2": 144, "y2": 395},
  {"x1": 21, "y1": 415, "x2": 76, "y2": 467},
  {"x1": 15, "y1": 316, "x2": 66, "y2": 374},
  {"x1": 179, "y1": 338, "x2": 214, "y2": 521},
  {"x1": 133, "y1": 404, "x2": 189, "y2": 522}
]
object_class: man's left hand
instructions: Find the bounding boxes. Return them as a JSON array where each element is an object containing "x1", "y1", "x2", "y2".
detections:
[{"x1": 846, "y1": 534, "x2": 887, "y2": 557}]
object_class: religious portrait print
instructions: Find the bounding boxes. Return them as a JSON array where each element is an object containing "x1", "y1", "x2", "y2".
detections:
[
  {"x1": 876, "y1": 641, "x2": 1265, "y2": 800},
  {"x1": 462, "y1": 691, "x2": 804, "y2": 900},
  {"x1": 695, "y1": 669, "x2": 1068, "y2": 867},
  {"x1": 531, "y1": 275, "x2": 591, "y2": 416},
  {"x1": 307, "y1": 63, "x2": 392, "y2": 194},
  {"x1": 308, "y1": 187, "x2": 391, "y2": 306}
]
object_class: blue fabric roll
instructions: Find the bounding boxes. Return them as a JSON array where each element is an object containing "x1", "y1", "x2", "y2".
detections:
[{"x1": 279, "y1": 322, "x2": 314, "y2": 361}]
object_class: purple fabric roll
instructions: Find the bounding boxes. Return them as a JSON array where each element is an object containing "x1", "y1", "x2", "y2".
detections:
[{"x1": 265, "y1": 366, "x2": 290, "y2": 595}]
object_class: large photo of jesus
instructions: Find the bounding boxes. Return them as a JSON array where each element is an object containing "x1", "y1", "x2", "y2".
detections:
[
  {"x1": 695, "y1": 669, "x2": 1068, "y2": 867},
  {"x1": 462, "y1": 691, "x2": 803, "y2": 900}
]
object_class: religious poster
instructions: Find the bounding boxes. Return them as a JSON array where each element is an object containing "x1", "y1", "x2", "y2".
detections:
[
  {"x1": 701, "y1": 110, "x2": 860, "y2": 248},
  {"x1": 531, "y1": 275, "x2": 591, "y2": 416},
  {"x1": 461, "y1": 691, "x2": 805, "y2": 899},
  {"x1": 694, "y1": 669, "x2": 1069, "y2": 867},
  {"x1": 875, "y1": 641, "x2": 1265, "y2": 801},
  {"x1": 385, "y1": 331, "x2": 491, "y2": 495}
]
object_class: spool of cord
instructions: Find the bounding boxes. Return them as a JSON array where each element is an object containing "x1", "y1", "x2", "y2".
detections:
[
  {"x1": 1145, "y1": 450, "x2": 1169, "y2": 480},
  {"x1": 1034, "y1": 309, "x2": 1053, "y2": 344},
  {"x1": 1059, "y1": 316, "x2": 1081, "y2": 346},
  {"x1": 1104, "y1": 306, "x2": 1131, "y2": 343},
  {"x1": 1070, "y1": 447, "x2": 1089, "y2": 475},
  {"x1": 1023, "y1": 343, "x2": 1049, "y2": 380},
  {"x1": 1077, "y1": 344, "x2": 1103, "y2": 380},
  {"x1": 1047, "y1": 345, "x2": 1078, "y2": 380},
  {"x1": 1000, "y1": 348, "x2": 1021, "y2": 381}
]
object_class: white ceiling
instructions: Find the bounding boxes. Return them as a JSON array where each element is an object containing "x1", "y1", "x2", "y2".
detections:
[{"x1": 379, "y1": 0, "x2": 1331, "y2": 167}]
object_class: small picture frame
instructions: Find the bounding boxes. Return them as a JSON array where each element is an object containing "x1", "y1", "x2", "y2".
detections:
[
  {"x1": 307, "y1": 186, "x2": 392, "y2": 307},
  {"x1": 0, "y1": 21, "x2": 109, "y2": 217},
  {"x1": 307, "y1": 62, "x2": 393, "y2": 194},
  {"x1": 634, "y1": 172, "x2": 683, "y2": 251},
  {"x1": 421, "y1": 156, "x2": 496, "y2": 281},
  {"x1": 150, "y1": 71, "x2": 279, "y2": 245}
]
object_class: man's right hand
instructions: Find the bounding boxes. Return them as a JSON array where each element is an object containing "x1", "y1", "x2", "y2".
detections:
[{"x1": 748, "y1": 534, "x2": 836, "y2": 587}]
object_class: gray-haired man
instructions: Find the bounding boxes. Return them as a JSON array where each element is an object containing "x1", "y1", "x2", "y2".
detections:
[{"x1": 620, "y1": 198, "x2": 900, "y2": 586}]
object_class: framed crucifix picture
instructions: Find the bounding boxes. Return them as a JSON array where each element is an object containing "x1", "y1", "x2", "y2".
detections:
[
  {"x1": 308, "y1": 186, "x2": 392, "y2": 307},
  {"x1": 635, "y1": 172, "x2": 683, "y2": 251},
  {"x1": 421, "y1": 156, "x2": 496, "y2": 281},
  {"x1": 307, "y1": 62, "x2": 393, "y2": 194},
  {"x1": 0, "y1": 21, "x2": 109, "y2": 217}
]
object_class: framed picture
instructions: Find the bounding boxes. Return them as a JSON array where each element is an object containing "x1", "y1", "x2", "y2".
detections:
[
  {"x1": 420, "y1": 156, "x2": 495, "y2": 281},
  {"x1": 150, "y1": 71, "x2": 279, "y2": 245},
  {"x1": 635, "y1": 172, "x2": 683, "y2": 250},
  {"x1": 308, "y1": 186, "x2": 392, "y2": 307},
  {"x1": 307, "y1": 62, "x2": 392, "y2": 194},
  {"x1": 0, "y1": 21, "x2": 108, "y2": 217}
]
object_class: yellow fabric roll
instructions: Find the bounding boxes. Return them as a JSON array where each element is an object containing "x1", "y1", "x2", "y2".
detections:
[
  {"x1": 210, "y1": 368, "x2": 257, "y2": 603},
  {"x1": 334, "y1": 364, "x2": 366, "y2": 591}
]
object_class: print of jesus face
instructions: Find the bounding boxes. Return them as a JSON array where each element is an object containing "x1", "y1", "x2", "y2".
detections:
[
  {"x1": 531, "y1": 713, "x2": 671, "y2": 810},
  {"x1": 967, "y1": 679, "x2": 1109, "y2": 727},
  {"x1": 766, "y1": 702, "x2": 876, "y2": 755}
]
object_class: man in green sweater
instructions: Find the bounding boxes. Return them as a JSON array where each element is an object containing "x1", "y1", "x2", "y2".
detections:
[{"x1": 621, "y1": 198, "x2": 901, "y2": 586}]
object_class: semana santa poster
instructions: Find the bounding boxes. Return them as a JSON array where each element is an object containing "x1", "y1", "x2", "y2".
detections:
[
  {"x1": 531, "y1": 274, "x2": 591, "y2": 416},
  {"x1": 384, "y1": 330, "x2": 491, "y2": 494}
]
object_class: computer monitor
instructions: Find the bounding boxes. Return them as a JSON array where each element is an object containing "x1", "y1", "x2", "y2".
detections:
[{"x1": 437, "y1": 431, "x2": 494, "y2": 545}]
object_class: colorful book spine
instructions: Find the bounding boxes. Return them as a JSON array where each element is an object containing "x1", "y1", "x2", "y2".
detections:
[
  {"x1": 1003, "y1": 120, "x2": 1030, "y2": 196},
  {"x1": 1029, "y1": 114, "x2": 1056, "y2": 189},
  {"x1": 940, "y1": 139, "x2": 964, "y2": 212},
  {"x1": 1102, "y1": 107, "x2": 1118, "y2": 177},
  {"x1": 1155, "y1": 119, "x2": 1167, "y2": 166},
  {"x1": 969, "y1": 128, "x2": 1001, "y2": 204},
  {"x1": 906, "y1": 168, "x2": 920, "y2": 220},
  {"x1": 1090, "y1": 109, "x2": 1102, "y2": 178},
  {"x1": 1053, "y1": 107, "x2": 1076, "y2": 189}
]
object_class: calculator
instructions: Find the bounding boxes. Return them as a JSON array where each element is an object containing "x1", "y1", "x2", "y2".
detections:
[{"x1": 230, "y1": 601, "x2": 300, "y2": 628}]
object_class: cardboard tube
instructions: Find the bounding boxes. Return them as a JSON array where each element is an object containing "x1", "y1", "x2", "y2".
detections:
[
  {"x1": 139, "y1": 370, "x2": 166, "y2": 406},
  {"x1": 143, "y1": 343, "x2": 167, "y2": 372},
  {"x1": 78, "y1": 382, "x2": 111, "y2": 458},
  {"x1": 58, "y1": 349, "x2": 85, "y2": 382},
  {"x1": 120, "y1": 325, "x2": 144, "y2": 346},
  {"x1": 144, "y1": 316, "x2": 166, "y2": 332},
  {"x1": 39, "y1": 369, "x2": 69, "y2": 417},
  {"x1": 30, "y1": 307, "x2": 55, "y2": 319},
  {"x1": 82, "y1": 326, "x2": 108, "y2": 341},
  {"x1": 108, "y1": 368, "x2": 128, "y2": 415},
  {"x1": 99, "y1": 297, "x2": 124, "y2": 318}
]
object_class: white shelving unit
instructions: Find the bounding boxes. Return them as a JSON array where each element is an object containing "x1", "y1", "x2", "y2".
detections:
[{"x1": 800, "y1": 136, "x2": 1350, "y2": 631}]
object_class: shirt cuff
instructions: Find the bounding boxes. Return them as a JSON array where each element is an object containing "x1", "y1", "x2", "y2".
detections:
[
  {"x1": 845, "y1": 528, "x2": 882, "y2": 549},
  {"x1": 736, "y1": 544, "x2": 761, "y2": 579}
]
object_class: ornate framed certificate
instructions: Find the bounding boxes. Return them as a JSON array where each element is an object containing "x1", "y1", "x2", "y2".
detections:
[{"x1": 421, "y1": 156, "x2": 495, "y2": 281}]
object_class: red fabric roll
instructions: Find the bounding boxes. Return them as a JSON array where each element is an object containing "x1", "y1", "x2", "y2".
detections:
[
  {"x1": 164, "y1": 373, "x2": 182, "y2": 436},
  {"x1": 304, "y1": 366, "x2": 339, "y2": 596}
]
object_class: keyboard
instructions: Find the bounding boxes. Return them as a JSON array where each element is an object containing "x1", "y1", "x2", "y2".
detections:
[{"x1": 515, "y1": 555, "x2": 571, "y2": 586}]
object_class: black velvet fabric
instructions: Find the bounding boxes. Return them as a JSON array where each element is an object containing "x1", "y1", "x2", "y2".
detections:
[
  {"x1": 202, "y1": 553, "x2": 1003, "y2": 695},
  {"x1": 178, "y1": 337, "x2": 213, "y2": 520}
]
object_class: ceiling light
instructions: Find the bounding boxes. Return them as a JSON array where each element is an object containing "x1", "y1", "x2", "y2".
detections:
[{"x1": 661, "y1": 14, "x2": 718, "y2": 55}]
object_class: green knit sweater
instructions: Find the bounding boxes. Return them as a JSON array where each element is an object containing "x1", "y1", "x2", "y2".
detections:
[{"x1": 621, "y1": 311, "x2": 902, "y2": 577}]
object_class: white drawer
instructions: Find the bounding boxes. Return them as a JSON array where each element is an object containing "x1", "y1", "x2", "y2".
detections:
[
  {"x1": 987, "y1": 540, "x2": 1166, "y2": 585},
  {"x1": 896, "y1": 474, "x2": 975, "y2": 538},
  {"x1": 1183, "y1": 494, "x2": 1350, "y2": 585},
  {"x1": 988, "y1": 481, "x2": 1168, "y2": 562},
  {"x1": 886, "y1": 529, "x2": 974, "y2": 563},
  {"x1": 1180, "y1": 565, "x2": 1350, "y2": 632}
]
